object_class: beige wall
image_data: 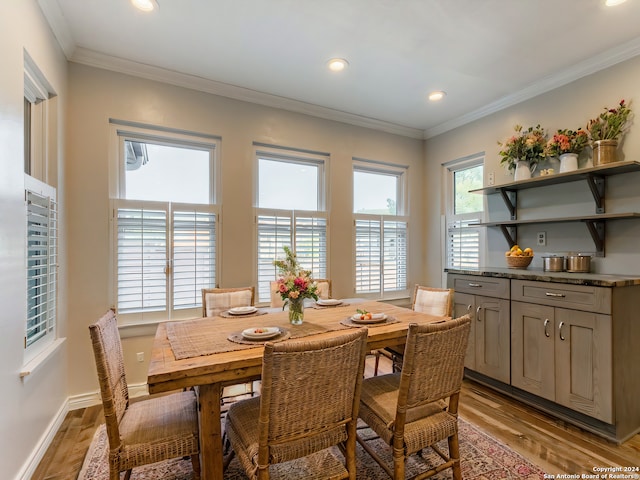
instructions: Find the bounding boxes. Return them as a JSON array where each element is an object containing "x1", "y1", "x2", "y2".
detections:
[
  {"x1": 65, "y1": 63, "x2": 425, "y2": 393},
  {"x1": 5, "y1": 3, "x2": 640, "y2": 475},
  {"x1": 0, "y1": 2, "x2": 68, "y2": 478},
  {"x1": 426, "y1": 54, "x2": 640, "y2": 274}
]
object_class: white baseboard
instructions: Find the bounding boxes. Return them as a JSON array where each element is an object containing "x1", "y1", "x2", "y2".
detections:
[
  {"x1": 16, "y1": 399, "x2": 69, "y2": 480},
  {"x1": 68, "y1": 390, "x2": 102, "y2": 410},
  {"x1": 68, "y1": 382, "x2": 149, "y2": 410},
  {"x1": 18, "y1": 382, "x2": 150, "y2": 480}
]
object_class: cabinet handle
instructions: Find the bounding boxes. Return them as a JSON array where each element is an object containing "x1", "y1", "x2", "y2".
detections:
[
  {"x1": 466, "y1": 304, "x2": 472, "y2": 312},
  {"x1": 558, "y1": 321, "x2": 565, "y2": 341},
  {"x1": 545, "y1": 292, "x2": 566, "y2": 298},
  {"x1": 468, "y1": 283, "x2": 482, "y2": 288},
  {"x1": 476, "y1": 306, "x2": 482, "y2": 322},
  {"x1": 544, "y1": 319, "x2": 550, "y2": 337}
]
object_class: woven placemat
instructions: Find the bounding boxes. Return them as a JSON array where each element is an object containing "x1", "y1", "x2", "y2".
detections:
[
  {"x1": 340, "y1": 316, "x2": 398, "y2": 328},
  {"x1": 219, "y1": 309, "x2": 268, "y2": 319},
  {"x1": 227, "y1": 328, "x2": 291, "y2": 345}
]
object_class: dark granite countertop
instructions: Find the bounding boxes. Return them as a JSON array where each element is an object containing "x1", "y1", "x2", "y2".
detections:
[{"x1": 445, "y1": 267, "x2": 640, "y2": 288}]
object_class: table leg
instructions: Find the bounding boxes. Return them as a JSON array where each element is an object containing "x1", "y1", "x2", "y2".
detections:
[{"x1": 198, "y1": 383, "x2": 223, "y2": 480}]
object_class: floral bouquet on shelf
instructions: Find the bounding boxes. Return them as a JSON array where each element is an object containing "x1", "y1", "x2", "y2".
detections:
[
  {"x1": 274, "y1": 246, "x2": 318, "y2": 324},
  {"x1": 544, "y1": 129, "x2": 589, "y2": 157},
  {"x1": 498, "y1": 124, "x2": 547, "y2": 171},
  {"x1": 586, "y1": 99, "x2": 633, "y2": 141}
]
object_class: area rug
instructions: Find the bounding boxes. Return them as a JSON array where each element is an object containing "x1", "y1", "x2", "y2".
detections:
[{"x1": 79, "y1": 418, "x2": 544, "y2": 479}]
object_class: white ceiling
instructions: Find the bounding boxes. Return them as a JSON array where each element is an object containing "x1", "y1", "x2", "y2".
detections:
[{"x1": 39, "y1": 0, "x2": 640, "y2": 139}]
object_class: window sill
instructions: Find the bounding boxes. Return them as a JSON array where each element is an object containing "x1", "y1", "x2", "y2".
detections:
[
  {"x1": 118, "y1": 321, "x2": 162, "y2": 339},
  {"x1": 20, "y1": 337, "x2": 66, "y2": 380}
]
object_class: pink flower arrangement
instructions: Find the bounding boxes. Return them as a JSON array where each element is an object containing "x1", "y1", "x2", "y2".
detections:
[
  {"x1": 273, "y1": 246, "x2": 318, "y2": 306},
  {"x1": 544, "y1": 129, "x2": 589, "y2": 157},
  {"x1": 498, "y1": 124, "x2": 547, "y2": 171}
]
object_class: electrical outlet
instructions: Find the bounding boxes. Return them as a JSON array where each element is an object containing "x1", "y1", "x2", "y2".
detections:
[
  {"x1": 136, "y1": 352, "x2": 144, "y2": 362},
  {"x1": 488, "y1": 172, "x2": 495, "y2": 186},
  {"x1": 537, "y1": 231, "x2": 546, "y2": 246}
]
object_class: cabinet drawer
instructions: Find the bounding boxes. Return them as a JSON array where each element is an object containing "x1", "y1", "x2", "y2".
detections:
[
  {"x1": 448, "y1": 274, "x2": 510, "y2": 299},
  {"x1": 511, "y1": 280, "x2": 611, "y2": 314}
]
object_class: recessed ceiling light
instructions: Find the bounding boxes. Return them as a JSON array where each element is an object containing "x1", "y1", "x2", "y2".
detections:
[
  {"x1": 131, "y1": 0, "x2": 158, "y2": 12},
  {"x1": 605, "y1": 0, "x2": 627, "y2": 6},
  {"x1": 428, "y1": 91, "x2": 446, "y2": 101},
  {"x1": 327, "y1": 58, "x2": 349, "y2": 72}
]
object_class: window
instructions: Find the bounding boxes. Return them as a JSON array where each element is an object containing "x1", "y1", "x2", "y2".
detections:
[
  {"x1": 111, "y1": 122, "x2": 220, "y2": 323},
  {"x1": 24, "y1": 52, "x2": 58, "y2": 361},
  {"x1": 25, "y1": 176, "x2": 58, "y2": 359},
  {"x1": 353, "y1": 159, "x2": 408, "y2": 298},
  {"x1": 445, "y1": 156, "x2": 484, "y2": 269},
  {"x1": 255, "y1": 144, "x2": 328, "y2": 303},
  {"x1": 24, "y1": 51, "x2": 55, "y2": 181}
]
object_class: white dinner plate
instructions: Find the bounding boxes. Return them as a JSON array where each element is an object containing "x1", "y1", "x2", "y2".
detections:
[
  {"x1": 241, "y1": 327, "x2": 281, "y2": 340},
  {"x1": 228, "y1": 306, "x2": 258, "y2": 315},
  {"x1": 317, "y1": 298, "x2": 342, "y2": 306},
  {"x1": 351, "y1": 313, "x2": 387, "y2": 324}
]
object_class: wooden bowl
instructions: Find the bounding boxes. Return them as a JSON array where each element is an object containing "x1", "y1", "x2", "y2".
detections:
[{"x1": 506, "y1": 255, "x2": 533, "y2": 269}]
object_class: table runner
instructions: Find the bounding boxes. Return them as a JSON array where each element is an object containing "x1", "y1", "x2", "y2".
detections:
[{"x1": 166, "y1": 311, "x2": 353, "y2": 360}]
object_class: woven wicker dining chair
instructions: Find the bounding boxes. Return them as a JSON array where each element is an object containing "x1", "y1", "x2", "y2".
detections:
[
  {"x1": 358, "y1": 315, "x2": 471, "y2": 480},
  {"x1": 224, "y1": 328, "x2": 369, "y2": 480},
  {"x1": 201, "y1": 286, "x2": 258, "y2": 405},
  {"x1": 89, "y1": 310, "x2": 200, "y2": 480},
  {"x1": 374, "y1": 285, "x2": 454, "y2": 375},
  {"x1": 315, "y1": 278, "x2": 332, "y2": 300},
  {"x1": 202, "y1": 286, "x2": 255, "y2": 317}
]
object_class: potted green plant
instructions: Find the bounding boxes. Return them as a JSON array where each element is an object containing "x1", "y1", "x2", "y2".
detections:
[{"x1": 586, "y1": 99, "x2": 632, "y2": 165}]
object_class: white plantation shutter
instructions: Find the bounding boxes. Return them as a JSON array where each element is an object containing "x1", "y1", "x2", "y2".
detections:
[
  {"x1": 294, "y1": 216, "x2": 327, "y2": 277},
  {"x1": 355, "y1": 217, "x2": 407, "y2": 295},
  {"x1": 257, "y1": 214, "x2": 292, "y2": 302},
  {"x1": 116, "y1": 207, "x2": 168, "y2": 313},
  {"x1": 447, "y1": 219, "x2": 481, "y2": 268},
  {"x1": 383, "y1": 221, "x2": 407, "y2": 292},
  {"x1": 25, "y1": 185, "x2": 57, "y2": 349},
  {"x1": 355, "y1": 218, "x2": 381, "y2": 293},
  {"x1": 256, "y1": 212, "x2": 327, "y2": 303},
  {"x1": 172, "y1": 209, "x2": 216, "y2": 309},
  {"x1": 116, "y1": 205, "x2": 218, "y2": 316}
]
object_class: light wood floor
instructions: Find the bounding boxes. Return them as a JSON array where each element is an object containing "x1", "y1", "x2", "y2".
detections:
[{"x1": 32, "y1": 356, "x2": 640, "y2": 480}]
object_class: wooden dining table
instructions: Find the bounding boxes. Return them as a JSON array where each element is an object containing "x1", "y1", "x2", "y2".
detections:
[{"x1": 147, "y1": 300, "x2": 447, "y2": 480}]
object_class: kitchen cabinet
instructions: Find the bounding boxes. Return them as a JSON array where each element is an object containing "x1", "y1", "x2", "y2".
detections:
[
  {"x1": 449, "y1": 274, "x2": 510, "y2": 384},
  {"x1": 511, "y1": 291, "x2": 613, "y2": 423},
  {"x1": 447, "y1": 269, "x2": 640, "y2": 443}
]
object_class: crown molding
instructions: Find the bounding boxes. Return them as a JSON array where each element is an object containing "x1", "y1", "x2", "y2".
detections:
[
  {"x1": 424, "y1": 36, "x2": 640, "y2": 139},
  {"x1": 37, "y1": 0, "x2": 76, "y2": 59},
  {"x1": 36, "y1": 2, "x2": 640, "y2": 142},
  {"x1": 70, "y1": 48, "x2": 425, "y2": 139}
]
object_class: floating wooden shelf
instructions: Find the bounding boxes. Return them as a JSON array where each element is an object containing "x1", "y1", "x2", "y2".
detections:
[
  {"x1": 471, "y1": 161, "x2": 640, "y2": 218},
  {"x1": 469, "y1": 161, "x2": 640, "y2": 256}
]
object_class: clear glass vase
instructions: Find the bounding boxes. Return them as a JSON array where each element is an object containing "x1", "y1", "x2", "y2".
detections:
[{"x1": 288, "y1": 297, "x2": 304, "y2": 325}]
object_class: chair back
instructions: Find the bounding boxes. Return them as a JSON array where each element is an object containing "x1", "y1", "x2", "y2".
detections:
[
  {"x1": 88, "y1": 310, "x2": 129, "y2": 452},
  {"x1": 398, "y1": 315, "x2": 471, "y2": 416},
  {"x1": 315, "y1": 279, "x2": 332, "y2": 300},
  {"x1": 412, "y1": 285, "x2": 453, "y2": 317},
  {"x1": 202, "y1": 286, "x2": 255, "y2": 317},
  {"x1": 257, "y1": 329, "x2": 368, "y2": 465},
  {"x1": 269, "y1": 281, "x2": 284, "y2": 308}
]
